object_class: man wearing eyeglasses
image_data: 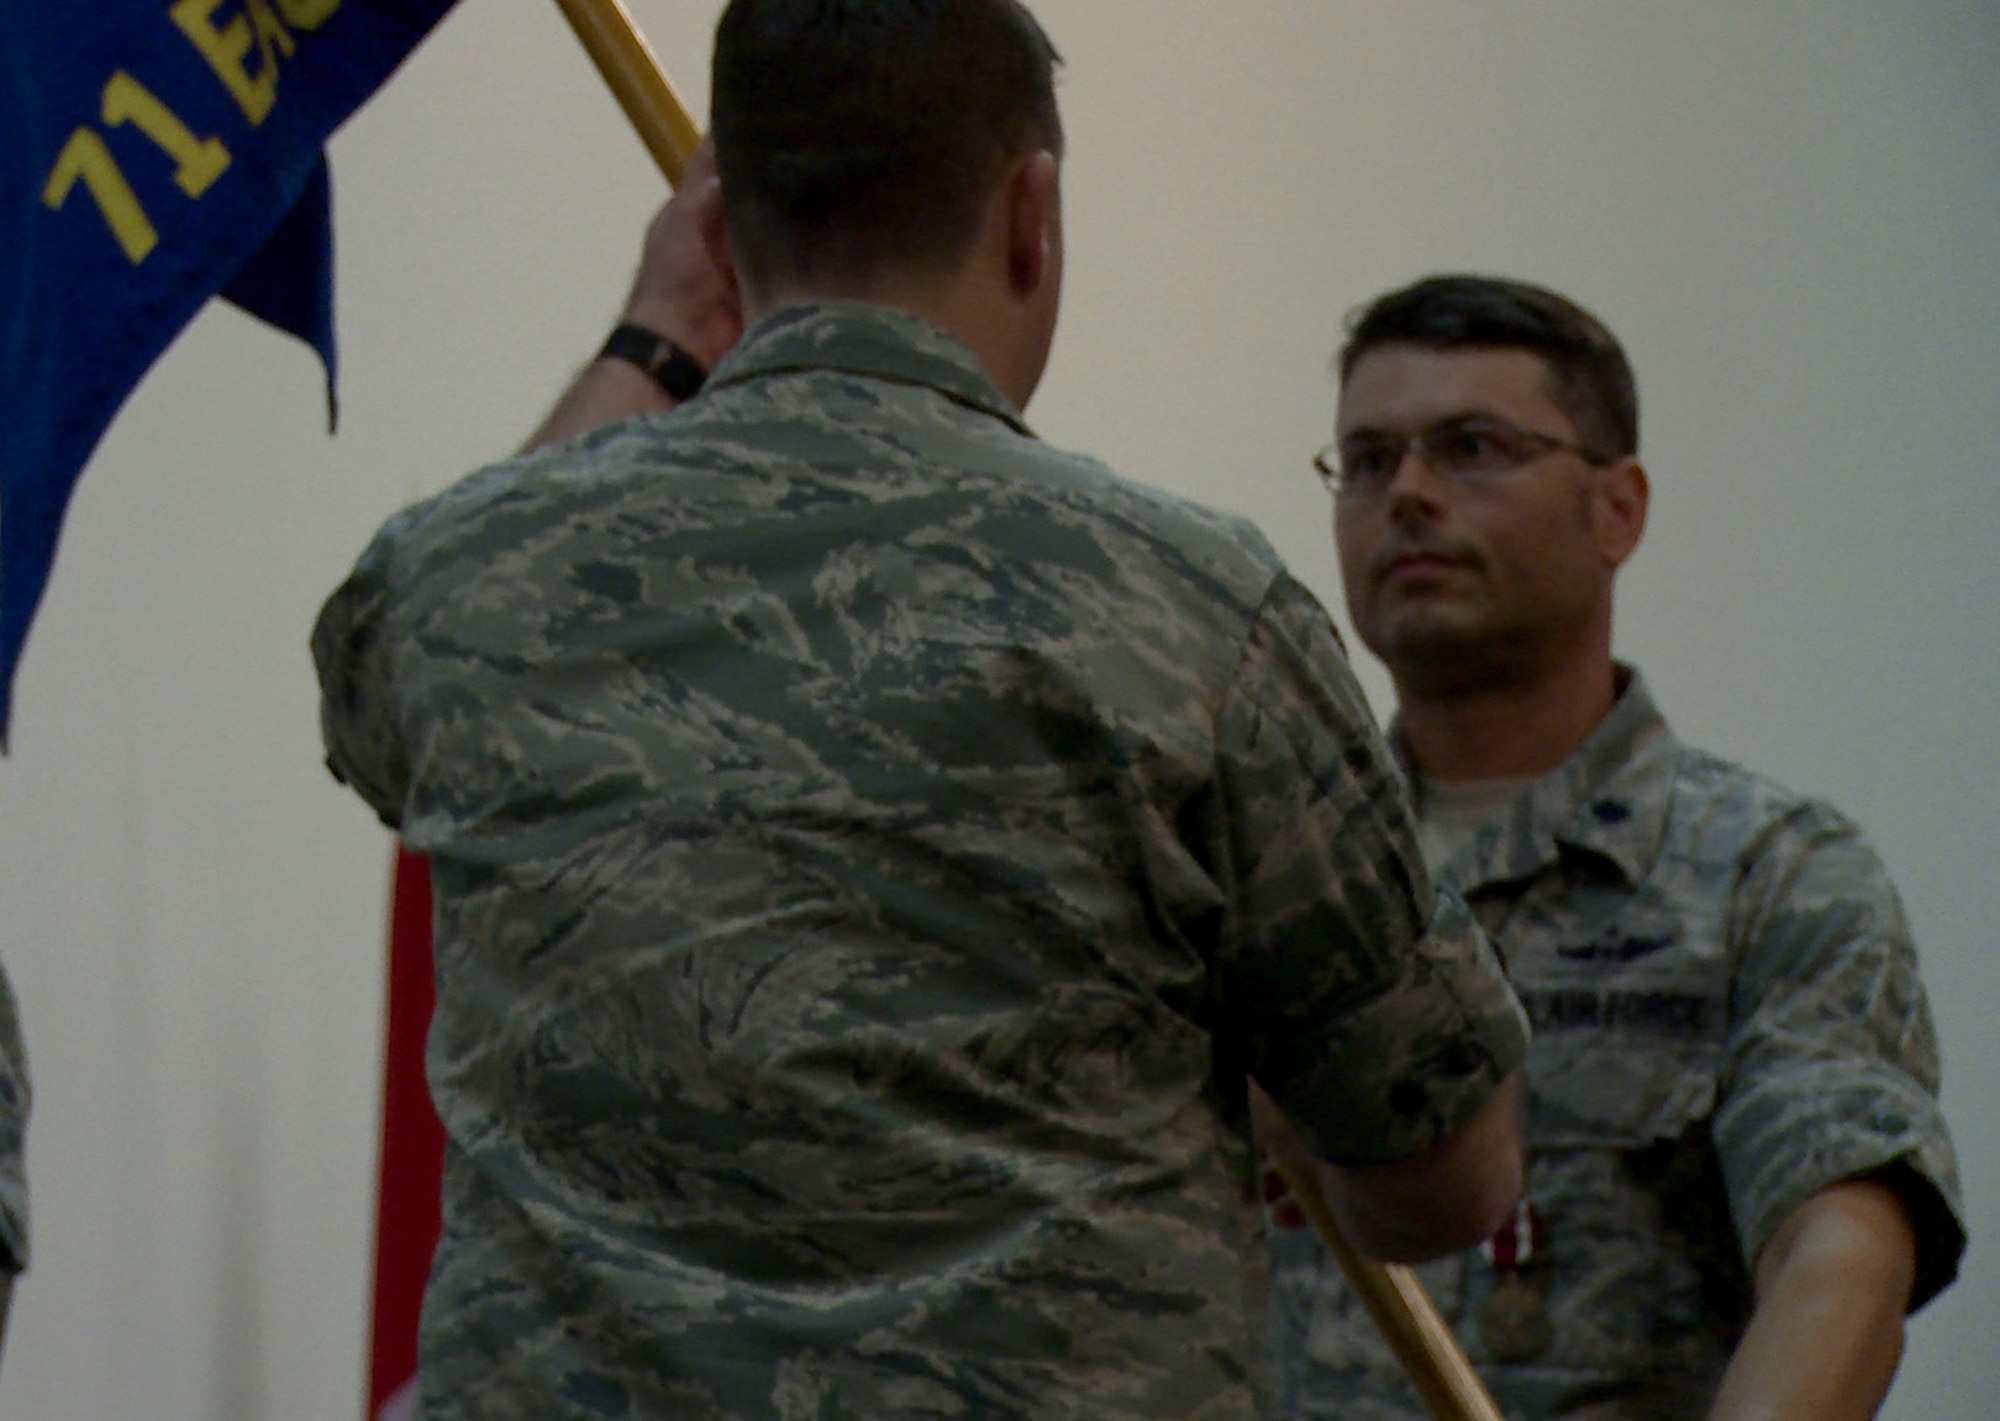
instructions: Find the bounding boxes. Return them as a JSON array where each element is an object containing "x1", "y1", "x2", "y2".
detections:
[{"x1": 1264, "y1": 276, "x2": 1965, "y2": 1421}]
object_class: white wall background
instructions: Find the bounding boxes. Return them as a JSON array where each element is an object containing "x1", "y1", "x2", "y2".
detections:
[{"x1": 0, "y1": 2, "x2": 1993, "y2": 1417}]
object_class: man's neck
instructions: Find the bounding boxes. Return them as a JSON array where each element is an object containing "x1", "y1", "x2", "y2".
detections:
[
  {"x1": 746, "y1": 277, "x2": 1037, "y2": 413},
  {"x1": 1396, "y1": 653, "x2": 1620, "y2": 783}
]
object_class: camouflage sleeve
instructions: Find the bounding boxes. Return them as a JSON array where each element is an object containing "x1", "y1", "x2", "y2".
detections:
[
  {"x1": 1716, "y1": 804, "x2": 1966, "y2": 1310},
  {"x1": 1212, "y1": 574, "x2": 1527, "y2": 1168},
  {"x1": 0, "y1": 963, "x2": 28, "y2": 1273},
  {"x1": 310, "y1": 517, "x2": 413, "y2": 830}
]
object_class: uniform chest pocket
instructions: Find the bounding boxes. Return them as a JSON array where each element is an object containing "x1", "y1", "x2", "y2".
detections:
[{"x1": 1500, "y1": 888, "x2": 1733, "y2": 1150}]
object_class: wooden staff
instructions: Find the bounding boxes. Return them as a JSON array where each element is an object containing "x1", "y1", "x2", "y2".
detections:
[
  {"x1": 543, "y1": 3, "x2": 1505, "y2": 1418},
  {"x1": 1264, "y1": 1143, "x2": 1504, "y2": 1421},
  {"x1": 550, "y1": 0, "x2": 703, "y2": 186}
]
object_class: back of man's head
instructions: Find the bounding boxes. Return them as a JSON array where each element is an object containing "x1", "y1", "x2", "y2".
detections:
[
  {"x1": 1339, "y1": 276, "x2": 1639, "y2": 460},
  {"x1": 711, "y1": 0, "x2": 1064, "y2": 299}
]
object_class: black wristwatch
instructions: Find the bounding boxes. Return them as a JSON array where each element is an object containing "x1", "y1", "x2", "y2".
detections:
[{"x1": 597, "y1": 322, "x2": 708, "y2": 402}]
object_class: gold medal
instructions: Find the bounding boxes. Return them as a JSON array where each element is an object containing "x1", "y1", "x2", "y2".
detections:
[
  {"x1": 1478, "y1": 1196, "x2": 1552, "y2": 1362},
  {"x1": 1477, "y1": 1270, "x2": 1553, "y2": 1362}
]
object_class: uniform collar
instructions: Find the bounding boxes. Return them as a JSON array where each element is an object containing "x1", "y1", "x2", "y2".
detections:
[
  {"x1": 1395, "y1": 667, "x2": 1680, "y2": 891},
  {"x1": 704, "y1": 300, "x2": 1035, "y2": 436}
]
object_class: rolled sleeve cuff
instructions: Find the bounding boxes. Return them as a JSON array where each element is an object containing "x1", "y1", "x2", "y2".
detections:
[
  {"x1": 1718, "y1": 1061, "x2": 1965, "y2": 1312},
  {"x1": 1282, "y1": 890, "x2": 1529, "y2": 1168}
]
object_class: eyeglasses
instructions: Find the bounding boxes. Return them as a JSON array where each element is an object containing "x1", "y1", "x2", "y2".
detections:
[{"x1": 1313, "y1": 415, "x2": 1611, "y2": 499}]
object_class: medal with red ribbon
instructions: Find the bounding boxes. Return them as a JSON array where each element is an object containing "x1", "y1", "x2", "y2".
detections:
[{"x1": 1477, "y1": 1198, "x2": 1553, "y2": 1361}]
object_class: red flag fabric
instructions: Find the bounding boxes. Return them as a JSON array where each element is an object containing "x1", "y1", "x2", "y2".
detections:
[{"x1": 367, "y1": 847, "x2": 446, "y2": 1421}]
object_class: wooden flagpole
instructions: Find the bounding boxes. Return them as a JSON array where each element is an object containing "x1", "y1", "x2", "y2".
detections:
[
  {"x1": 550, "y1": 0, "x2": 703, "y2": 186},
  {"x1": 1265, "y1": 1149, "x2": 1505, "y2": 1421},
  {"x1": 541, "y1": 3, "x2": 1504, "y2": 1418}
]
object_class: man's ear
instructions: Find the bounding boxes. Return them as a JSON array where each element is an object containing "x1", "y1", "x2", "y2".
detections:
[
  {"x1": 699, "y1": 178, "x2": 741, "y2": 305},
  {"x1": 1594, "y1": 458, "x2": 1650, "y2": 569},
  {"x1": 1005, "y1": 150, "x2": 1059, "y2": 298}
]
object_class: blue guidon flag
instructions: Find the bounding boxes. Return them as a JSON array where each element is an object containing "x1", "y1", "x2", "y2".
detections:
[{"x1": 0, "y1": 0, "x2": 459, "y2": 747}]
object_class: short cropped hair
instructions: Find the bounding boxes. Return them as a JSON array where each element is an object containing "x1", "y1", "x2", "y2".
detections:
[
  {"x1": 711, "y1": 0, "x2": 1064, "y2": 293},
  {"x1": 1338, "y1": 276, "x2": 1639, "y2": 459}
]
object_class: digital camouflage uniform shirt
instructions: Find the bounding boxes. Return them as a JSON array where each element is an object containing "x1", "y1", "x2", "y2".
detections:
[
  {"x1": 313, "y1": 302, "x2": 1529, "y2": 1421},
  {"x1": 1265, "y1": 672, "x2": 1965, "y2": 1421},
  {"x1": 0, "y1": 961, "x2": 27, "y2": 1332}
]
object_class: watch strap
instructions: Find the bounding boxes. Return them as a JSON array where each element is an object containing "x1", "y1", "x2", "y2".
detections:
[{"x1": 598, "y1": 322, "x2": 708, "y2": 402}]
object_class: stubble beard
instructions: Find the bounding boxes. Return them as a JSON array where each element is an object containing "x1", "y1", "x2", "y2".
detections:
[{"x1": 1366, "y1": 597, "x2": 1544, "y2": 702}]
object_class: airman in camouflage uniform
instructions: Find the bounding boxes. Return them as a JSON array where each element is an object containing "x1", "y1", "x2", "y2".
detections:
[
  {"x1": 316, "y1": 297, "x2": 1527, "y2": 1421},
  {"x1": 0, "y1": 966, "x2": 26, "y2": 1353},
  {"x1": 1266, "y1": 671, "x2": 1964, "y2": 1419},
  {"x1": 313, "y1": 7, "x2": 1529, "y2": 1414},
  {"x1": 1270, "y1": 274, "x2": 1965, "y2": 1420}
]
